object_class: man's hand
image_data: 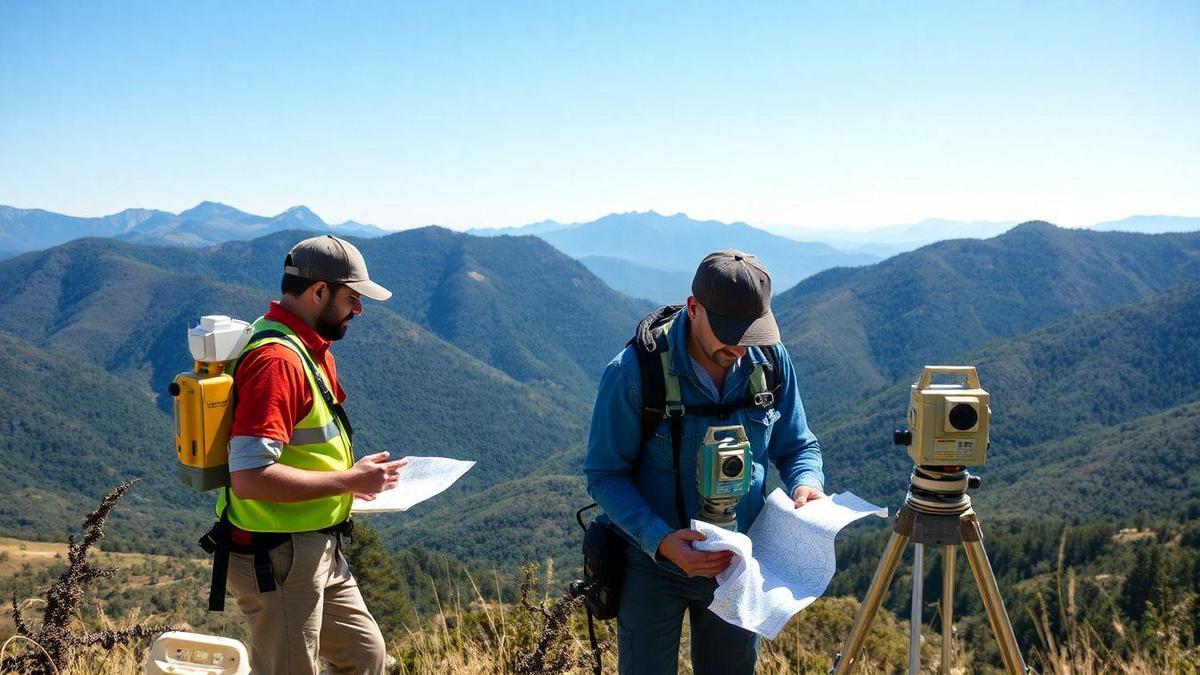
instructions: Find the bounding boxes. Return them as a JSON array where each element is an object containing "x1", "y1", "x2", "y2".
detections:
[
  {"x1": 656, "y1": 529, "x2": 734, "y2": 578},
  {"x1": 344, "y1": 452, "x2": 407, "y2": 497},
  {"x1": 792, "y1": 485, "x2": 826, "y2": 508}
]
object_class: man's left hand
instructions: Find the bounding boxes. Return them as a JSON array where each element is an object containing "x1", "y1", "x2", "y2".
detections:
[{"x1": 792, "y1": 485, "x2": 826, "y2": 508}]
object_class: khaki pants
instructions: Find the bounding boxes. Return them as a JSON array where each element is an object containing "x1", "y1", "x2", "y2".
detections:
[{"x1": 227, "y1": 531, "x2": 387, "y2": 675}]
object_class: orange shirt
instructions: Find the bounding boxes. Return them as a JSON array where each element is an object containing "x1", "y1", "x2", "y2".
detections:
[{"x1": 230, "y1": 301, "x2": 347, "y2": 443}]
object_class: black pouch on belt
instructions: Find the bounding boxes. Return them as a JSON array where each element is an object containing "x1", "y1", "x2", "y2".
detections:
[{"x1": 574, "y1": 504, "x2": 628, "y2": 620}]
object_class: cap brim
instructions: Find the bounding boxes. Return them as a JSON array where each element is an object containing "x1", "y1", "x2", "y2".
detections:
[
  {"x1": 345, "y1": 278, "x2": 392, "y2": 302},
  {"x1": 707, "y1": 308, "x2": 780, "y2": 346}
]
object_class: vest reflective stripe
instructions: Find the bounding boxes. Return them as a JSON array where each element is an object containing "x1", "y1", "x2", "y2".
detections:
[
  {"x1": 217, "y1": 317, "x2": 354, "y2": 532},
  {"x1": 288, "y1": 419, "x2": 340, "y2": 446}
]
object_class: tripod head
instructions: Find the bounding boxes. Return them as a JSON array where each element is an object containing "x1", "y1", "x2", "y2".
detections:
[{"x1": 902, "y1": 464, "x2": 982, "y2": 515}]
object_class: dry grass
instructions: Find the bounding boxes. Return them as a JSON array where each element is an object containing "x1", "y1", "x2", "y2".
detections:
[
  {"x1": 2, "y1": 481, "x2": 172, "y2": 674},
  {"x1": 5, "y1": 513, "x2": 1198, "y2": 673},
  {"x1": 1027, "y1": 531, "x2": 1200, "y2": 675},
  {"x1": 5, "y1": 577, "x2": 1196, "y2": 674}
]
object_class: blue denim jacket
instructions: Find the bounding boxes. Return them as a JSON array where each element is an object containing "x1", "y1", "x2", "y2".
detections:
[{"x1": 583, "y1": 311, "x2": 824, "y2": 564}]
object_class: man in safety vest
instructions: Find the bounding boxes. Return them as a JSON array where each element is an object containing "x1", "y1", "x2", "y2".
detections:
[{"x1": 222, "y1": 234, "x2": 402, "y2": 674}]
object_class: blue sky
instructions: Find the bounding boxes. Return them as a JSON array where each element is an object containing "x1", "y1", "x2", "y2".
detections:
[{"x1": 2, "y1": 2, "x2": 1197, "y2": 233}]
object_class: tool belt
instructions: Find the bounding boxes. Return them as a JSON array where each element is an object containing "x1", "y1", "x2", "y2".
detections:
[{"x1": 199, "y1": 517, "x2": 355, "y2": 612}]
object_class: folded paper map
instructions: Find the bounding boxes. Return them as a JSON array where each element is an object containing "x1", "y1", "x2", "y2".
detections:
[
  {"x1": 351, "y1": 456, "x2": 475, "y2": 514},
  {"x1": 691, "y1": 489, "x2": 887, "y2": 638}
]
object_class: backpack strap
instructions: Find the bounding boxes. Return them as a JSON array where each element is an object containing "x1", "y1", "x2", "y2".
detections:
[
  {"x1": 660, "y1": 347, "x2": 781, "y2": 420},
  {"x1": 633, "y1": 305, "x2": 683, "y2": 444},
  {"x1": 658, "y1": 322, "x2": 688, "y2": 528},
  {"x1": 632, "y1": 309, "x2": 688, "y2": 527},
  {"x1": 750, "y1": 344, "x2": 782, "y2": 409},
  {"x1": 239, "y1": 329, "x2": 355, "y2": 442}
]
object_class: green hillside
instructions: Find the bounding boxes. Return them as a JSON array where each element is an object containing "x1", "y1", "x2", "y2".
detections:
[
  {"x1": 360, "y1": 227, "x2": 648, "y2": 398},
  {"x1": 816, "y1": 278, "x2": 1200, "y2": 515},
  {"x1": 381, "y1": 474, "x2": 589, "y2": 568},
  {"x1": 0, "y1": 231, "x2": 649, "y2": 558},
  {"x1": 0, "y1": 330, "x2": 208, "y2": 553},
  {"x1": 980, "y1": 399, "x2": 1200, "y2": 518},
  {"x1": 47, "y1": 228, "x2": 649, "y2": 401},
  {"x1": 0, "y1": 241, "x2": 268, "y2": 398},
  {"x1": 774, "y1": 223, "x2": 1200, "y2": 414}
]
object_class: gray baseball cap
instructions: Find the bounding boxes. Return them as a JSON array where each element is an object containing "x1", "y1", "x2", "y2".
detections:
[
  {"x1": 284, "y1": 234, "x2": 392, "y2": 301},
  {"x1": 691, "y1": 250, "x2": 779, "y2": 346}
]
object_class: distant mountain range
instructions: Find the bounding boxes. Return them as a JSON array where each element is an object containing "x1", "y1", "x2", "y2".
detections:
[
  {"x1": 1091, "y1": 214, "x2": 1200, "y2": 234},
  {"x1": 576, "y1": 255, "x2": 693, "y2": 305},
  {"x1": 473, "y1": 211, "x2": 880, "y2": 301},
  {"x1": 0, "y1": 201, "x2": 386, "y2": 253},
  {"x1": 472, "y1": 213, "x2": 1200, "y2": 302},
  {"x1": 7, "y1": 203, "x2": 1198, "y2": 303},
  {"x1": 780, "y1": 218, "x2": 1021, "y2": 257}
]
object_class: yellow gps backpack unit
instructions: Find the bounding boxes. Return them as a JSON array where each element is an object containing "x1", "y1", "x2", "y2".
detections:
[{"x1": 169, "y1": 315, "x2": 254, "y2": 492}]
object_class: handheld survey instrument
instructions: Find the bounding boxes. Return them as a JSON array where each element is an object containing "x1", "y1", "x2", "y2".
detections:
[
  {"x1": 696, "y1": 425, "x2": 752, "y2": 530},
  {"x1": 169, "y1": 315, "x2": 253, "y2": 492},
  {"x1": 832, "y1": 366, "x2": 1027, "y2": 675}
]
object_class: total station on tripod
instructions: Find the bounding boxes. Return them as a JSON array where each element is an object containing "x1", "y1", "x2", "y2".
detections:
[
  {"x1": 832, "y1": 365, "x2": 1030, "y2": 675},
  {"x1": 893, "y1": 365, "x2": 989, "y2": 513}
]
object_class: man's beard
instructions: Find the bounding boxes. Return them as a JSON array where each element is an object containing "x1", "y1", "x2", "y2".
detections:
[
  {"x1": 709, "y1": 346, "x2": 742, "y2": 368},
  {"x1": 315, "y1": 302, "x2": 354, "y2": 341}
]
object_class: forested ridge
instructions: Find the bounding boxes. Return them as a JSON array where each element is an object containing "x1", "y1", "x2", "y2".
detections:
[{"x1": 2, "y1": 222, "x2": 1199, "y2": 561}]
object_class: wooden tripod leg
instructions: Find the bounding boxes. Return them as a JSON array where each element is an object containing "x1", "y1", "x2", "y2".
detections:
[
  {"x1": 961, "y1": 513, "x2": 1027, "y2": 674},
  {"x1": 833, "y1": 529, "x2": 910, "y2": 674},
  {"x1": 941, "y1": 546, "x2": 956, "y2": 675}
]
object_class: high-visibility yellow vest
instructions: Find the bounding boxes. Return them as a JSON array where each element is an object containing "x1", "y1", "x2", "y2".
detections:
[{"x1": 216, "y1": 317, "x2": 354, "y2": 532}]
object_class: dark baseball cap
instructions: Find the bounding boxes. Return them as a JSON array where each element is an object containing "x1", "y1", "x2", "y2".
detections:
[
  {"x1": 284, "y1": 234, "x2": 392, "y2": 302},
  {"x1": 691, "y1": 250, "x2": 779, "y2": 346}
]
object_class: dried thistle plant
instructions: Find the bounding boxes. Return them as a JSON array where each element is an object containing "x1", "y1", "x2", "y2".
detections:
[
  {"x1": 512, "y1": 563, "x2": 607, "y2": 675},
  {"x1": 2, "y1": 480, "x2": 174, "y2": 674}
]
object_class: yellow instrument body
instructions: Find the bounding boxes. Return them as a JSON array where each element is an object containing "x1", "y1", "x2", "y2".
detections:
[{"x1": 173, "y1": 361, "x2": 234, "y2": 491}]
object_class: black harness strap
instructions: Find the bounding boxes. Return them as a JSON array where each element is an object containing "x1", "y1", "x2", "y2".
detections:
[
  {"x1": 586, "y1": 609, "x2": 601, "y2": 675},
  {"x1": 253, "y1": 544, "x2": 278, "y2": 595},
  {"x1": 202, "y1": 490, "x2": 292, "y2": 612},
  {"x1": 668, "y1": 414, "x2": 686, "y2": 528},
  {"x1": 201, "y1": 502, "x2": 232, "y2": 612}
]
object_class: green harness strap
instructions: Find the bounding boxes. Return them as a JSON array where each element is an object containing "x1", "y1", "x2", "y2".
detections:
[{"x1": 656, "y1": 320, "x2": 772, "y2": 528}]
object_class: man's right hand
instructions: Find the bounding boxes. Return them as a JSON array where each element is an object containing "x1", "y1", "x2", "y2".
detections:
[
  {"x1": 344, "y1": 451, "x2": 407, "y2": 496},
  {"x1": 656, "y1": 529, "x2": 734, "y2": 578}
]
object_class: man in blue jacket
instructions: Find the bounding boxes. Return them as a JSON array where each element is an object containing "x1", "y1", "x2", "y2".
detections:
[{"x1": 583, "y1": 250, "x2": 825, "y2": 674}]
